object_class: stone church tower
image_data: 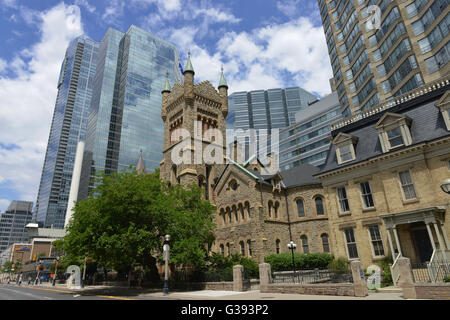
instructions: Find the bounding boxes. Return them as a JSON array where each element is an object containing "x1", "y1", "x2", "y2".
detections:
[{"x1": 160, "y1": 53, "x2": 229, "y2": 201}]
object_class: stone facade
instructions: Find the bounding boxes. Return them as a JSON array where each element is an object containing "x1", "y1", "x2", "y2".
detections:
[
  {"x1": 160, "y1": 59, "x2": 331, "y2": 264},
  {"x1": 316, "y1": 86, "x2": 450, "y2": 269}
]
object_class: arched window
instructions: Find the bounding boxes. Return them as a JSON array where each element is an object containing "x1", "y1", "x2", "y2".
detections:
[
  {"x1": 301, "y1": 235, "x2": 309, "y2": 254},
  {"x1": 220, "y1": 209, "x2": 226, "y2": 225},
  {"x1": 274, "y1": 202, "x2": 279, "y2": 218},
  {"x1": 226, "y1": 243, "x2": 230, "y2": 257},
  {"x1": 240, "y1": 204, "x2": 245, "y2": 221},
  {"x1": 233, "y1": 206, "x2": 239, "y2": 222},
  {"x1": 246, "y1": 202, "x2": 251, "y2": 219},
  {"x1": 240, "y1": 241, "x2": 245, "y2": 256},
  {"x1": 247, "y1": 240, "x2": 252, "y2": 257},
  {"x1": 227, "y1": 208, "x2": 232, "y2": 224},
  {"x1": 220, "y1": 244, "x2": 225, "y2": 256},
  {"x1": 276, "y1": 239, "x2": 281, "y2": 254},
  {"x1": 315, "y1": 197, "x2": 325, "y2": 215},
  {"x1": 297, "y1": 199, "x2": 305, "y2": 217},
  {"x1": 321, "y1": 234, "x2": 330, "y2": 253},
  {"x1": 268, "y1": 201, "x2": 273, "y2": 218}
]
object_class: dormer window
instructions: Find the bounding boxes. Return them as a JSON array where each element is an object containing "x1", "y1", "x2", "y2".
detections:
[
  {"x1": 436, "y1": 91, "x2": 450, "y2": 131},
  {"x1": 386, "y1": 127, "x2": 404, "y2": 148},
  {"x1": 332, "y1": 133, "x2": 358, "y2": 165},
  {"x1": 375, "y1": 112, "x2": 412, "y2": 153}
]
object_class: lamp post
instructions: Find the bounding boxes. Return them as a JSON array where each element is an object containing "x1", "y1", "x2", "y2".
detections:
[
  {"x1": 441, "y1": 178, "x2": 450, "y2": 194},
  {"x1": 287, "y1": 241, "x2": 297, "y2": 283},
  {"x1": 82, "y1": 253, "x2": 87, "y2": 288},
  {"x1": 163, "y1": 234, "x2": 170, "y2": 295},
  {"x1": 52, "y1": 256, "x2": 59, "y2": 286}
]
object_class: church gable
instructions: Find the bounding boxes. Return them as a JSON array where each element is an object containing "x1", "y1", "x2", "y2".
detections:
[{"x1": 215, "y1": 163, "x2": 257, "y2": 197}]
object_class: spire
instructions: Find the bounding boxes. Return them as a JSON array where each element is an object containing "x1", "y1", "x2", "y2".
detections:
[
  {"x1": 136, "y1": 150, "x2": 146, "y2": 175},
  {"x1": 218, "y1": 65, "x2": 228, "y2": 89},
  {"x1": 162, "y1": 71, "x2": 171, "y2": 93},
  {"x1": 184, "y1": 49, "x2": 195, "y2": 75}
]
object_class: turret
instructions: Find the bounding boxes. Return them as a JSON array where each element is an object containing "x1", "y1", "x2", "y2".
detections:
[
  {"x1": 218, "y1": 66, "x2": 228, "y2": 118},
  {"x1": 184, "y1": 50, "x2": 195, "y2": 106},
  {"x1": 161, "y1": 72, "x2": 171, "y2": 121}
]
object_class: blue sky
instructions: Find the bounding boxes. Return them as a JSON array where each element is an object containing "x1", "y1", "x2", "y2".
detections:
[{"x1": 0, "y1": 0, "x2": 333, "y2": 212}]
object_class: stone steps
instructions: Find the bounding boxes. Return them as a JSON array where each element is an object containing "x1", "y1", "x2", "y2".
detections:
[{"x1": 376, "y1": 286, "x2": 403, "y2": 293}]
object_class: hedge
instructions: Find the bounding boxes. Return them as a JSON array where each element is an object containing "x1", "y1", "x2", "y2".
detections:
[{"x1": 264, "y1": 253, "x2": 334, "y2": 272}]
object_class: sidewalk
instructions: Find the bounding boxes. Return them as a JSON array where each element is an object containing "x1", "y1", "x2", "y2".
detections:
[{"x1": 5, "y1": 282, "x2": 408, "y2": 300}]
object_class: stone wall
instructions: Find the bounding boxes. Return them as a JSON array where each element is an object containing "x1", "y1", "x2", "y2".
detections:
[
  {"x1": 261, "y1": 283, "x2": 355, "y2": 296},
  {"x1": 412, "y1": 283, "x2": 450, "y2": 300}
]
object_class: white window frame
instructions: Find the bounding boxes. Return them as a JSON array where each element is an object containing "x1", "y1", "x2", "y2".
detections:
[
  {"x1": 337, "y1": 187, "x2": 350, "y2": 214},
  {"x1": 398, "y1": 169, "x2": 418, "y2": 201},
  {"x1": 360, "y1": 181, "x2": 375, "y2": 209},
  {"x1": 336, "y1": 143, "x2": 356, "y2": 164},
  {"x1": 344, "y1": 228, "x2": 359, "y2": 260},
  {"x1": 367, "y1": 225, "x2": 386, "y2": 258}
]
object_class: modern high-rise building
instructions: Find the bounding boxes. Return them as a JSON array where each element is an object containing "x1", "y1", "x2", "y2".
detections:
[
  {"x1": 318, "y1": 0, "x2": 449, "y2": 117},
  {"x1": 227, "y1": 87, "x2": 317, "y2": 159},
  {"x1": 35, "y1": 36, "x2": 99, "y2": 229},
  {"x1": 0, "y1": 201, "x2": 34, "y2": 253},
  {"x1": 278, "y1": 91, "x2": 342, "y2": 170},
  {"x1": 78, "y1": 26, "x2": 183, "y2": 200}
]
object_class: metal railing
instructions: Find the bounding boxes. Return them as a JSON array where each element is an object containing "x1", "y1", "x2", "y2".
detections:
[
  {"x1": 427, "y1": 249, "x2": 450, "y2": 283},
  {"x1": 272, "y1": 268, "x2": 353, "y2": 284}
]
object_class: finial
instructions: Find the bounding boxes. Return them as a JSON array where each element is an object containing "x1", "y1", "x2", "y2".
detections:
[
  {"x1": 218, "y1": 64, "x2": 228, "y2": 89},
  {"x1": 184, "y1": 49, "x2": 195, "y2": 74},
  {"x1": 162, "y1": 70, "x2": 171, "y2": 93}
]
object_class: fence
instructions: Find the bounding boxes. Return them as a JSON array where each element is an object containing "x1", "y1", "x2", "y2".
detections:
[
  {"x1": 272, "y1": 268, "x2": 353, "y2": 284},
  {"x1": 411, "y1": 260, "x2": 450, "y2": 283}
]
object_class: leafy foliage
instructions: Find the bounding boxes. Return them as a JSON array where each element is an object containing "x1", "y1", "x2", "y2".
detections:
[
  {"x1": 61, "y1": 168, "x2": 216, "y2": 275},
  {"x1": 377, "y1": 257, "x2": 393, "y2": 286},
  {"x1": 265, "y1": 253, "x2": 334, "y2": 272},
  {"x1": 328, "y1": 257, "x2": 350, "y2": 273}
]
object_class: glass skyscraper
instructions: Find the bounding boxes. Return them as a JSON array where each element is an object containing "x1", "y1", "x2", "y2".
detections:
[
  {"x1": 278, "y1": 91, "x2": 342, "y2": 170},
  {"x1": 0, "y1": 201, "x2": 34, "y2": 253},
  {"x1": 318, "y1": 0, "x2": 449, "y2": 117},
  {"x1": 227, "y1": 87, "x2": 317, "y2": 159},
  {"x1": 78, "y1": 26, "x2": 182, "y2": 200},
  {"x1": 35, "y1": 36, "x2": 99, "y2": 229}
]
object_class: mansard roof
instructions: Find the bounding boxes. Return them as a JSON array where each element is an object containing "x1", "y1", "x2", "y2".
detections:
[{"x1": 318, "y1": 83, "x2": 450, "y2": 176}]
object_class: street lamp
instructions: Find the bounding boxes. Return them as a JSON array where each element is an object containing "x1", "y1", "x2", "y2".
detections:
[
  {"x1": 441, "y1": 178, "x2": 450, "y2": 194},
  {"x1": 52, "y1": 256, "x2": 59, "y2": 286},
  {"x1": 287, "y1": 241, "x2": 297, "y2": 283},
  {"x1": 82, "y1": 253, "x2": 88, "y2": 288},
  {"x1": 163, "y1": 234, "x2": 170, "y2": 295}
]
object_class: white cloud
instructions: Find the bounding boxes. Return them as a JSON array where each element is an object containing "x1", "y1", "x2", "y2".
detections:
[
  {"x1": 177, "y1": 17, "x2": 332, "y2": 96},
  {"x1": 102, "y1": 0, "x2": 124, "y2": 23},
  {"x1": 0, "y1": 3, "x2": 83, "y2": 204},
  {"x1": 0, "y1": 58, "x2": 6, "y2": 73},
  {"x1": 75, "y1": 0, "x2": 96, "y2": 13},
  {"x1": 0, "y1": 199, "x2": 10, "y2": 212}
]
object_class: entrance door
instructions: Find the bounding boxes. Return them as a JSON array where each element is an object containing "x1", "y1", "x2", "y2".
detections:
[{"x1": 412, "y1": 229, "x2": 433, "y2": 263}]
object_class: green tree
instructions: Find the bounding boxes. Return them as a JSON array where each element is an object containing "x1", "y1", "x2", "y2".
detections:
[{"x1": 62, "y1": 168, "x2": 216, "y2": 276}]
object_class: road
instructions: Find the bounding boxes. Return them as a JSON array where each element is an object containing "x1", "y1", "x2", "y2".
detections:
[{"x1": 0, "y1": 284, "x2": 138, "y2": 300}]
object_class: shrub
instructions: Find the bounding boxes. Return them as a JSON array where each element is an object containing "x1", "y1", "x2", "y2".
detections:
[
  {"x1": 328, "y1": 257, "x2": 349, "y2": 273},
  {"x1": 264, "y1": 253, "x2": 334, "y2": 272},
  {"x1": 207, "y1": 253, "x2": 259, "y2": 279},
  {"x1": 443, "y1": 275, "x2": 450, "y2": 283},
  {"x1": 377, "y1": 257, "x2": 393, "y2": 286}
]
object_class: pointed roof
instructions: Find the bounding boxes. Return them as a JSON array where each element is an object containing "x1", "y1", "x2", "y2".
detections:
[
  {"x1": 218, "y1": 65, "x2": 228, "y2": 89},
  {"x1": 136, "y1": 150, "x2": 146, "y2": 175},
  {"x1": 162, "y1": 72, "x2": 171, "y2": 93},
  {"x1": 184, "y1": 49, "x2": 195, "y2": 74}
]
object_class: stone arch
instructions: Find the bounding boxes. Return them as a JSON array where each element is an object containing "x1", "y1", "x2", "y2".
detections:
[{"x1": 295, "y1": 197, "x2": 306, "y2": 218}]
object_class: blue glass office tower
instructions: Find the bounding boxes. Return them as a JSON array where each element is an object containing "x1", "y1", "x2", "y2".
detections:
[
  {"x1": 35, "y1": 36, "x2": 99, "y2": 229},
  {"x1": 78, "y1": 26, "x2": 182, "y2": 199}
]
